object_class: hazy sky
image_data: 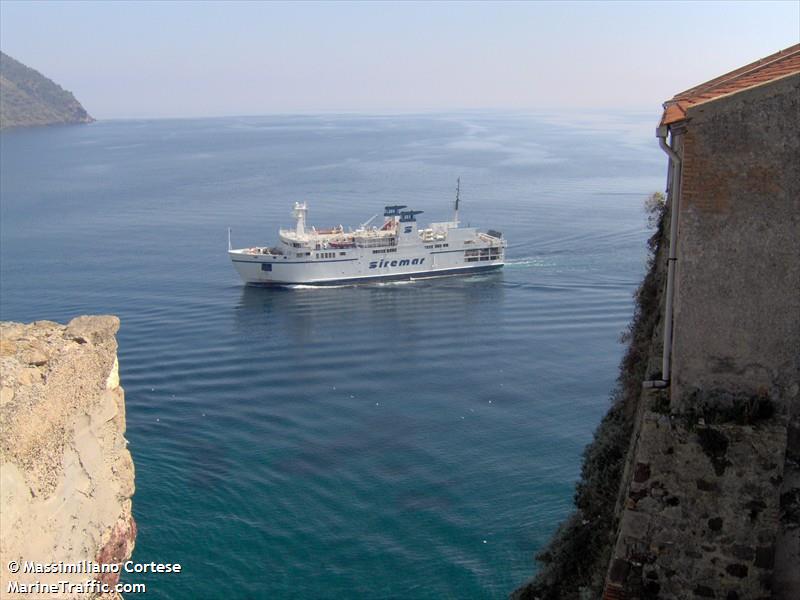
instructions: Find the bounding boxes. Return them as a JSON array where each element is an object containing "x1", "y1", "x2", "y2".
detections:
[{"x1": 1, "y1": 1, "x2": 798, "y2": 119}]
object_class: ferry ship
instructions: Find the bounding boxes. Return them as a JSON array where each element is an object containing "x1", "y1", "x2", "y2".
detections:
[{"x1": 228, "y1": 182, "x2": 506, "y2": 286}]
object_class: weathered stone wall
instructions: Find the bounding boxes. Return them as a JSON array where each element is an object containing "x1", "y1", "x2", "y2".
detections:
[
  {"x1": 774, "y1": 413, "x2": 800, "y2": 595},
  {"x1": 0, "y1": 316, "x2": 136, "y2": 599},
  {"x1": 604, "y1": 390, "x2": 787, "y2": 599},
  {"x1": 602, "y1": 74, "x2": 799, "y2": 599},
  {"x1": 671, "y1": 73, "x2": 800, "y2": 411}
]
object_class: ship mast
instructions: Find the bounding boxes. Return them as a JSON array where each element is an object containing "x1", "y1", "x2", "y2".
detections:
[{"x1": 453, "y1": 177, "x2": 460, "y2": 226}]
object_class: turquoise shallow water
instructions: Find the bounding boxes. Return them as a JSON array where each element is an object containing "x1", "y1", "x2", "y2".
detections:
[{"x1": 0, "y1": 112, "x2": 663, "y2": 598}]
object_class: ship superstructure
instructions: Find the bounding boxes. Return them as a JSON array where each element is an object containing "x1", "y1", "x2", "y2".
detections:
[{"x1": 229, "y1": 184, "x2": 505, "y2": 285}]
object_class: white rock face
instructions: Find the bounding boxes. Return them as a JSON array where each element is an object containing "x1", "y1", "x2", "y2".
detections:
[{"x1": 0, "y1": 316, "x2": 136, "y2": 599}]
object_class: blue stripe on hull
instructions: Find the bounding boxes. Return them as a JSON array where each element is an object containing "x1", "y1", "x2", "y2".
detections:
[{"x1": 244, "y1": 263, "x2": 503, "y2": 287}]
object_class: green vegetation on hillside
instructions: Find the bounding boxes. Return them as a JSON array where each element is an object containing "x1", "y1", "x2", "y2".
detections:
[{"x1": 0, "y1": 52, "x2": 93, "y2": 129}]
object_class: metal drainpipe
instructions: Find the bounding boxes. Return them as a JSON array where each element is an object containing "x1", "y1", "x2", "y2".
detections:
[{"x1": 644, "y1": 125, "x2": 682, "y2": 389}]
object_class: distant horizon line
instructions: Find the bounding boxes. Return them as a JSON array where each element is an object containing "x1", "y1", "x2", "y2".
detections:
[{"x1": 87, "y1": 106, "x2": 662, "y2": 121}]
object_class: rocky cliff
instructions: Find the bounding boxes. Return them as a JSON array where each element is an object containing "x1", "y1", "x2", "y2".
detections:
[
  {"x1": 0, "y1": 52, "x2": 93, "y2": 129},
  {"x1": 0, "y1": 316, "x2": 135, "y2": 599},
  {"x1": 511, "y1": 198, "x2": 671, "y2": 600}
]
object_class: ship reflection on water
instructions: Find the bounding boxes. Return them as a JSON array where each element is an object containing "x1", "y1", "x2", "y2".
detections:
[{"x1": 233, "y1": 270, "x2": 506, "y2": 347}]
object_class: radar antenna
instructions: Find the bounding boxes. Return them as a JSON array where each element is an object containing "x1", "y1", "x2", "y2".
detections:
[{"x1": 384, "y1": 205, "x2": 408, "y2": 217}]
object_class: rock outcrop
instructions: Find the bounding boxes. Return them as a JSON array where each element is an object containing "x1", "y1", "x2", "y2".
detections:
[
  {"x1": 0, "y1": 316, "x2": 135, "y2": 598},
  {"x1": 0, "y1": 52, "x2": 93, "y2": 129}
]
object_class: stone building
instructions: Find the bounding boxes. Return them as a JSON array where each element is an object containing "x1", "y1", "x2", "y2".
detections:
[{"x1": 602, "y1": 45, "x2": 800, "y2": 598}]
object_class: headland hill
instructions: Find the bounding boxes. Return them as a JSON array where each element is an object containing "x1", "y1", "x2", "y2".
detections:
[{"x1": 0, "y1": 51, "x2": 93, "y2": 130}]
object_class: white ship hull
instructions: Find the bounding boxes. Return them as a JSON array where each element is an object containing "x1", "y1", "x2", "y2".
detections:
[
  {"x1": 230, "y1": 250, "x2": 504, "y2": 286},
  {"x1": 229, "y1": 199, "x2": 506, "y2": 286}
]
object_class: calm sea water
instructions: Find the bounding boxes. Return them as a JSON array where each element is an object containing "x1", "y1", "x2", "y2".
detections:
[{"x1": 0, "y1": 112, "x2": 663, "y2": 599}]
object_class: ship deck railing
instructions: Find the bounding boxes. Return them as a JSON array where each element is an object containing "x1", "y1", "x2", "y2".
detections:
[
  {"x1": 478, "y1": 232, "x2": 503, "y2": 245},
  {"x1": 238, "y1": 246, "x2": 284, "y2": 256}
]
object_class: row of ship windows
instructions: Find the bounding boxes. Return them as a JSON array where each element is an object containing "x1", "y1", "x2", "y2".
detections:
[
  {"x1": 465, "y1": 256, "x2": 500, "y2": 262},
  {"x1": 294, "y1": 251, "x2": 349, "y2": 259},
  {"x1": 465, "y1": 248, "x2": 501, "y2": 263},
  {"x1": 372, "y1": 248, "x2": 398, "y2": 254},
  {"x1": 423, "y1": 244, "x2": 450, "y2": 249}
]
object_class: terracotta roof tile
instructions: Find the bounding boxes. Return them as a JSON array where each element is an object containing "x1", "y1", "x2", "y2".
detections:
[{"x1": 661, "y1": 44, "x2": 800, "y2": 125}]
